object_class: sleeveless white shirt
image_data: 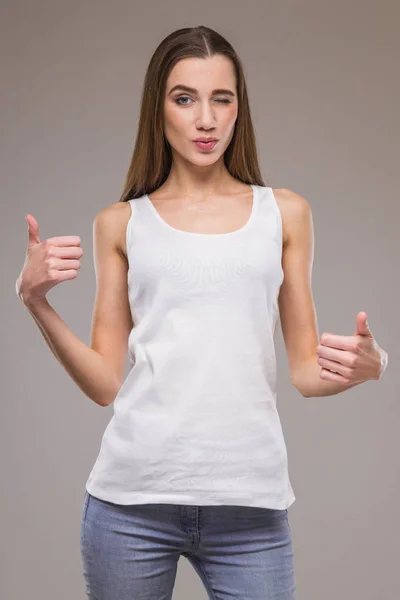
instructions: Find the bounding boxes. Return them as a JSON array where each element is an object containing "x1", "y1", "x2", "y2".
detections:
[{"x1": 85, "y1": 184, "x2": 296, "y2": 509}]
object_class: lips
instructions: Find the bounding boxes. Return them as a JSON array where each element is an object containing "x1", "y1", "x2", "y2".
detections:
[{"x1": 193, "y1": 139, "x2": 218, "y2": 151}]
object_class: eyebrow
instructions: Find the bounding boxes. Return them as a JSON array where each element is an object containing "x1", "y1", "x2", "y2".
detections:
[{"x1": 168, "y1": 84, "x2": 236, "y2": 97}]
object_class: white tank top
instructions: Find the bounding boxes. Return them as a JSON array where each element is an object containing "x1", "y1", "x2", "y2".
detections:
[{"x1": 85, "y1": 184, "x2": 296, "y2": 510}]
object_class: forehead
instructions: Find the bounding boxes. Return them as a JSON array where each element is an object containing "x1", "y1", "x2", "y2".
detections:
[{"x1": 166, "y1": 55, "x2": 236, "y2": 88}]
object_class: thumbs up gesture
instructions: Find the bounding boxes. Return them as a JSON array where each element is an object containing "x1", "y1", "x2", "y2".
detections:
[
  {"x1": 317, "y1": 312, "x2": 388, "y2": 384},
  {"x1": 16, "y1": 214, "x2": 84, "y2": 307}
]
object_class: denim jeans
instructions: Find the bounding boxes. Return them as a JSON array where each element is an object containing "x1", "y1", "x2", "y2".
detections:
[{"x1": 80, "y1": 490, "x2": 296, "y2": 599}]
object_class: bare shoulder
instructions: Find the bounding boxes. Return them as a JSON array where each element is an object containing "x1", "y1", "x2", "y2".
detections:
[
  {"x1": 93, "y1": 201, "x2": 132, "y2": 259},
  {"x1": 272, "y1": 187, "x2": 312, "y2": 248}
]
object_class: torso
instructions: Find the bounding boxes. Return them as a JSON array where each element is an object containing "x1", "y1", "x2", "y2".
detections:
[{"x1": 114, "y1": 185, "x2": 290, "y2": 261}]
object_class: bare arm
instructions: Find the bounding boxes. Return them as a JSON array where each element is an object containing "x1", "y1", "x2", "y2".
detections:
[
  {"x1": 24, "y1": 297, "x2": 121, "y2": 407},
  {"x1": 277, "y1": 188, "x2": 352, "y2": 397},
  {"x1": 277, "y1": 189, "x2": 387, "y2": 397},
  {"x1": 20, "y1": 202, "x2": 133, "y2": 407}
]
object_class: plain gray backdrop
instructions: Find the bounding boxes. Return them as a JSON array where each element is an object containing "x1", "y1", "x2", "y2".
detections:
[{"x1": 2, "y1": 1, "x2": 399, "y2": 599}]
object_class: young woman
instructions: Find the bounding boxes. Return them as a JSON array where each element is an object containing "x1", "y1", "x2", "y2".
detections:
[{"x1": 17, "y1": 25, "x2": 387, "y2": 600}]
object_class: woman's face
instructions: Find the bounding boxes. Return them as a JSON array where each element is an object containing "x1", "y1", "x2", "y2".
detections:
[{"x1": 163, "y1": 54, "x2": 238, "y2": 166}]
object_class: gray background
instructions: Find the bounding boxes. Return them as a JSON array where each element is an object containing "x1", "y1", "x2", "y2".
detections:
[{"x1": 2, "y1": 1, "x2": 399, "y2": 598}]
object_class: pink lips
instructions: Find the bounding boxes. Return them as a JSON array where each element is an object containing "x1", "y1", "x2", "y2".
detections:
[{"x1": 193, "y1": 140, "x2": 218, "y2": 151}]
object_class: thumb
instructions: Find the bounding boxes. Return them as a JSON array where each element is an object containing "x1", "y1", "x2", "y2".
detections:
[
  {"x1": 355, "y1": 311, "x2": 372, "y2": 337},
  {"x1": 26, "y1": 214, "x2": 41, "y2": 247}
]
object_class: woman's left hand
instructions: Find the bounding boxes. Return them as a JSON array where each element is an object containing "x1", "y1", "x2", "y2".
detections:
[{"x1": 316, "y1": 312, "x2": 388, "y2": 385}]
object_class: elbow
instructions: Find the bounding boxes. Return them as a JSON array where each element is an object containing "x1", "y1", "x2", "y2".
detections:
[
  {"x1": 88, "y1": 394, "x2": 111, "y2": 408},
  {"x1": 290, "y1": 371, "x2": 312, "y2": 398},
  {"x1": 88, "y1": 384, "x2": 119, "y2": 408},
  {"x1": 97, "y1": 390, "x2": 117, "y2": 408},
  {"x1": 296, "y1": 386, "x2": 312, "y2": 399},
  {"x1": 98, "y1": 380, "x2": 122, "y2": 407},
  {"x1": 100, "y1": 397, "x2": 115, "y2": 408}
]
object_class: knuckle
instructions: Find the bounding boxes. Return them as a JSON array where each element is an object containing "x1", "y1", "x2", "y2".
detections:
[
  {"x1": 46, "y1": 257, "x2": 57, "y2": 270},
  {"x1": 46, "y1": 266, "x2": 56, "y2": 280}
]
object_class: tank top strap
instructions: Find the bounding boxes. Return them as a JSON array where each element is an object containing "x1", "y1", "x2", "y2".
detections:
[
  {"x1": 254, "y1": 186, "x2": 283, "y2": 248},
  {"x1": 126, "y1": 195, "x2": 151, "y2": 252},
  {"x1": 256, "y1": 185, "x2": 279, "y2": 215}
]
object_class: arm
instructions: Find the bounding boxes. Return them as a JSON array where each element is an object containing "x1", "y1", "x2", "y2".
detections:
[
  {"x1": 289, "y1": 355, "x2": 359, "y2": 398},
  {"x1": 21, "y1": 202, "x2": 133, "y2": 407},
  {"x1": 275, "y1": 188, "x2": 362, "y2": 398},
  {"x1": 24, "y1": 297, "x2": 122, "y2": 407}
]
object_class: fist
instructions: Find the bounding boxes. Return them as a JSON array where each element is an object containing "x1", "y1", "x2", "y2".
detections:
[{"x1": 16, "y1": 214, "x2": 83, "y2": 306}]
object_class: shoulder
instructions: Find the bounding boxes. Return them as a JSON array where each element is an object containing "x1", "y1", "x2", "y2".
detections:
[
  {"x1": 271, "y1": 188, "x2": 312, "y2": 248},
  {"x1": 93, "y1": 201, "x2": 132, "y2": 259}
]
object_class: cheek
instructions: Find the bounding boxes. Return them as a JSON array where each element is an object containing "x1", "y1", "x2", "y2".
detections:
[
  {"x1": 223, "y1": 106, "x2": 238, "y2": 129},
  {"x1": 164, "y1": 107, "x2": 191, "y2": 134}
]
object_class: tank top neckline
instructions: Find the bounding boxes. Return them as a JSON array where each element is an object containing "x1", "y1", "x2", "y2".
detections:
[{"x1": 143, "y1": 184, "x2": 259, "y2": 238}]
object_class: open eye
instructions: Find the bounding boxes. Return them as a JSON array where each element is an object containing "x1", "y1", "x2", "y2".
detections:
[{"x1": 175, "y1": 96, "x2": 192, "y2": 105}]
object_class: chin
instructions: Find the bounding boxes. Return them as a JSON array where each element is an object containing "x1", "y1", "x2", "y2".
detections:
[
  {"x1": 189, "y1": 149, "x2": 222, "y2": 164},
  {"x1": 172, "y1": 145, "x2": 221, "y2": 166}
]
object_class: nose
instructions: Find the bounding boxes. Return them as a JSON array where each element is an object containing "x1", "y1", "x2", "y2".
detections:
[{"x1": 195, "y1": 100, "x2": 216, "y2": 130}]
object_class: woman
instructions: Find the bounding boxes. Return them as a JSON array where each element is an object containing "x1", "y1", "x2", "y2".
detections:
[{"x1": 16, "y1": 25, "x2": 387, "y2": 600}]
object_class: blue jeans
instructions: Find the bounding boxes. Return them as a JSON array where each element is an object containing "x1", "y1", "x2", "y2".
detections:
[{"x1": 80, "y1": 490, "x2": 296, "y2": 599}]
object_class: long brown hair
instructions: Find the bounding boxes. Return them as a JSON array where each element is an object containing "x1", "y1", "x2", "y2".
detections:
[{"x1": 119, "y1": 25, "x2": 266, "y2": 202}]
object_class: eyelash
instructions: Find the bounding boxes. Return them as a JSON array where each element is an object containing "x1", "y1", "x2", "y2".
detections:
[{"x1": 174, "y1": 96, "x2": 232, "y2": 106}]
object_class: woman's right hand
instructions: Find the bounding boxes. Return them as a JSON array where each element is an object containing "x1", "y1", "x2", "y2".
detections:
[{"x1": 16, "y1": 214, "x2": 84, "y2": 307}]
